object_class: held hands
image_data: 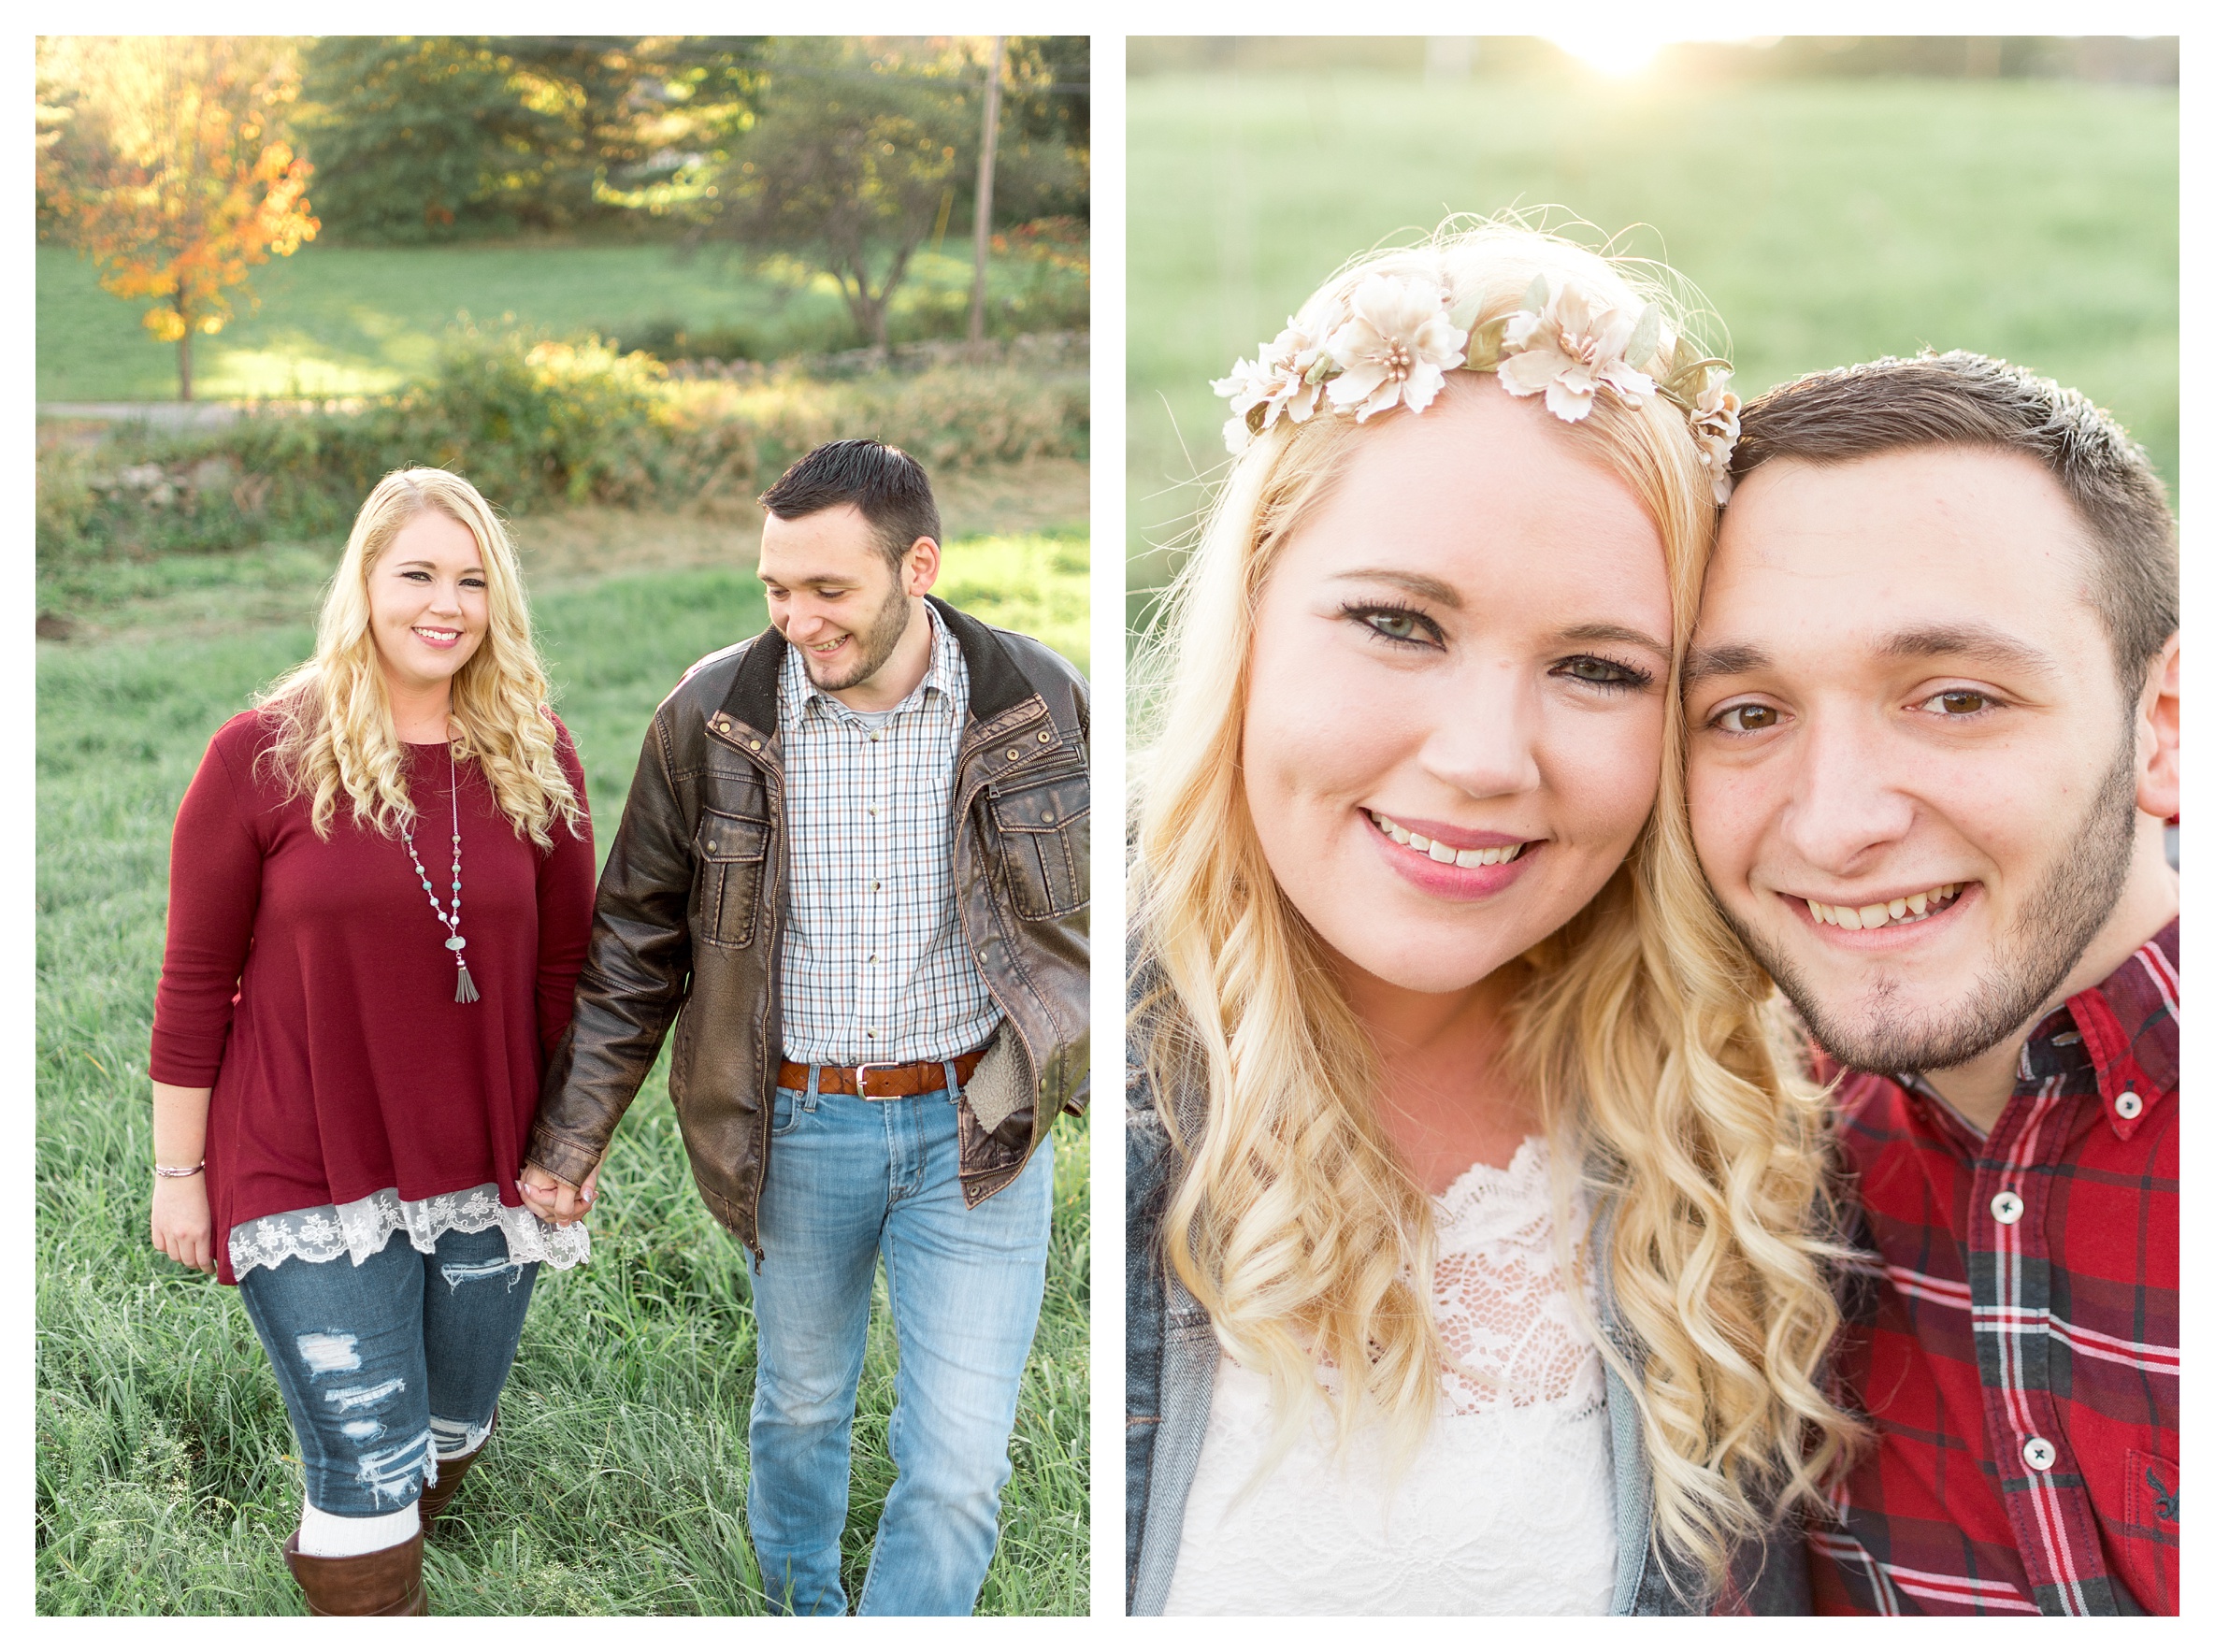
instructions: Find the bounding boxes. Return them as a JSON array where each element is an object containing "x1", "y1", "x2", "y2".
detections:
[
  {"x1": 519, "y1": 1159, "x2": 600, "y2": 1227},
  {"x1": 151, "y1": 1173, "x2": 216, "y2": 1274}
]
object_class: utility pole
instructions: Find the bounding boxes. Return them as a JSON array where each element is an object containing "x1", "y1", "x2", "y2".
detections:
[{"x1": 967, "y1": 36, "x2": 1005, "y2": 347}]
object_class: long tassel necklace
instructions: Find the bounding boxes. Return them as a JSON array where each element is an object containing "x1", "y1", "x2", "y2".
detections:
[{"x1": 400, "y1": 738, "x2": 479, "y2": 1004}]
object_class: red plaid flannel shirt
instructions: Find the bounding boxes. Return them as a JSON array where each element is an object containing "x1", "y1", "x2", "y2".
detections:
[{"x1": 1809, "y1": 918, "x2": 2179, "y2": 1615}]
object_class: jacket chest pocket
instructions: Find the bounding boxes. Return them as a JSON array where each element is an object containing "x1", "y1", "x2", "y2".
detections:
[
  {"x1": 695, "y1": 809, "x2": 769, "y2": 948},
  {"x1": 988, "y1": 768, "x2": 1088, "y2": 920}
]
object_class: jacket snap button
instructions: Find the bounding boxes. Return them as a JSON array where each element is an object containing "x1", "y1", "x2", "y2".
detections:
[
  {"x1": 2021, "y1": 1436, "x2": 2057, "y2": 1472},
  {"x1": 2115, "y1": 1090, "x2": 2143, "y2": 1119},
  {"x1": 1991, "y1": 1190, "x2": 2024, "y2": 1225},
  {"x1": 750, "y1": 739, "x2": 762, "y2": 751},
  {"x1": 1005, "y1": 747, "x2": 1020, "y2": 761},
  {"x1": 1043, "y1": 812, "x2": 1055, "y2": 824},
  {"x1": 706, "y1": 840, "x2": 717, "y2": 853},
  {"x1": 1037, "y1": 730, "x2": 1051, "y2": 742}
]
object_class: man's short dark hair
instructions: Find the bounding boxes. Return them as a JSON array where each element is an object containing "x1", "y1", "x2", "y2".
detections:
[
  {"x1": 1730, "y1": 352, "x2": 2178, "y2": 695},
  {"x1": 757, "y1": 438, "x2": 942, "y2": 570}
]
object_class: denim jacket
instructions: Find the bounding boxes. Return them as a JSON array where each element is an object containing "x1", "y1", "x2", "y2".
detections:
[{"x1": 1124, "y1": 1008, "x2": 1809, "y2": 1616}]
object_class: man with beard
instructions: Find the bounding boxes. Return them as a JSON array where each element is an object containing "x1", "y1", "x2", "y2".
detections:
[
  {"x1": 1683, "y1": 353, "x2": 2178, "y2": 1616},
  {"x1": 519, "y1": 439, "x2": 1088, "y2": 1613}
]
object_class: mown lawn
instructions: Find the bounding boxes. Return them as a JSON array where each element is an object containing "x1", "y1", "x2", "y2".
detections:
[
  {"x1": 35, "y1": 532, "x2": 1091, "y2": 1615},
  {"x1": 1126, "y1": 73, "x2": 2179, "y2": 612},
  {"x1": 36, "y1": 238, "x2": 1079, "y2": 403}
]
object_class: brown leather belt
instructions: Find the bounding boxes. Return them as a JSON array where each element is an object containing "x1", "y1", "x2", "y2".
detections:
[{"x1": 778, "y1": 1045, "x2": 987, "y2": 1099}]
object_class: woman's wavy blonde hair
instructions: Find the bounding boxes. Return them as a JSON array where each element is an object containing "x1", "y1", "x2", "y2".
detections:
[
  {"x1": 1131, "y1": 217, "x2": 1862, "y2": 1589},
  {"x1": 257, "y1": 467, "x2": 582, "y2": 847}
]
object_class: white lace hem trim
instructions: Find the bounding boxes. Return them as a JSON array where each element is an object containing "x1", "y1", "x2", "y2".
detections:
[{"x1": 227, "y1": 1182, "x2": 591, "y2": 1279}]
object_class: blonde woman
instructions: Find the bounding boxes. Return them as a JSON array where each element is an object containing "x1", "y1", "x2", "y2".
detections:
[
  {"x1": 1126, "y1": 221, "x2": 1861, "y2": 1615},
  {"x1": 146, "y1": 467, "x2": 595, "y2": 1615}
]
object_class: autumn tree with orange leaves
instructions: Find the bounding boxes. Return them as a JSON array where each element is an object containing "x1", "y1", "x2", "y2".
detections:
[{"x1": 37, "y1": 36, "x2": 320, "y2": 400}]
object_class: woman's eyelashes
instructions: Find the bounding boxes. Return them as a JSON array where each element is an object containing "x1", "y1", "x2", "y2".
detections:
[
  {"x1": 1341, "y1": 601, "x2": 1446, "y2": 651},
  {"x1": 1551, "y1": 654, "x2": 1653, "y2": 694},
  {"x1": 1339, "y1": 605, "x2": 1657, "y2": 695}
]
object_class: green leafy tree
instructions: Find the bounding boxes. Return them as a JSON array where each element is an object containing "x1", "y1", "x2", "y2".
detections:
[
  {"x1": 704, "y1": 38, "x2": 971, "y2": 350},
  {"x1": 593, "y1": 36, "x2": 764, "y2": 216},
  {"x1": 295, "y1": 38, "x2": 529, "y2": 240},
  {"x1": 296, "y1": 36, "x2": 763, "y2": 242},
  {"x1": 698, "y1": 37, "x2": 1079, "y2": 350}
]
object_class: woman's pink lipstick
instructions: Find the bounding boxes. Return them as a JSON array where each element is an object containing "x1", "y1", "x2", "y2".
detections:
[{"x1": 1362, "y1": 808, "x2": 1536, "y2": 900}]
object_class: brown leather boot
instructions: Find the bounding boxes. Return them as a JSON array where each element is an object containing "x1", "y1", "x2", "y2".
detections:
[
  {"x1": 282, "y1": 1528, "x2": 428, "y2": 1615},
  {"x1": 417, "y1": 1406, "x2": 496, "y2": 1528}
]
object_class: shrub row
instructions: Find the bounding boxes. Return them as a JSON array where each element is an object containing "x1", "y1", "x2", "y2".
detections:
[{"x1": 36, "y1": 324, "x2": 1088, "y2": 571}]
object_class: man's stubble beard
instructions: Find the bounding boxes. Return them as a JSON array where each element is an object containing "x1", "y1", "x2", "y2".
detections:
[
  {"x1": 1720, "y1": 730, "x2": 2141, "y2": 1076},
  {"x1": 800, "y1": 572, "x2": 913, "y2": 693}
]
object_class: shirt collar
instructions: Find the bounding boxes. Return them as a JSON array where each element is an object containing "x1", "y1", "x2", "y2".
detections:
[
  {"x1": 1897, "y1": 915, "x2": 2179, "y2": 1147},
  {"x1": 2053, "y1": 914, "x2": 2179, "y2": 1141}
]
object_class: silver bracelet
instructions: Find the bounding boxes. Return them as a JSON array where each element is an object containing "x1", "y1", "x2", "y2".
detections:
[{"x1": 153, "y1": 1161, "x2": 205, "y2": 1178}]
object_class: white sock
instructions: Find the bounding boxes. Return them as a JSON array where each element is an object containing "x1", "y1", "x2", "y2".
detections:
[{"x1": 296, "y1": 1496, "x2": 421, "y2": 1558}]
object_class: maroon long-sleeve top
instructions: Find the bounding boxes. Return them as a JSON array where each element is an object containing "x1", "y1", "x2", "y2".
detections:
[{"x1": 150, "y1": 709, "x2": 597, "y2": 1285}]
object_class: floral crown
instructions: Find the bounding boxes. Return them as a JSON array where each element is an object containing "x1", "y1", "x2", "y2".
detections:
[{"x1": 1214, "y1": 269, "x2": 1741, "y2": 503}]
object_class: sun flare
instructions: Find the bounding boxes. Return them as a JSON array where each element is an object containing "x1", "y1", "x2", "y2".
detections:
[{"x1": 1545, "y1": 31, "x2": 1672, "y2": 79}]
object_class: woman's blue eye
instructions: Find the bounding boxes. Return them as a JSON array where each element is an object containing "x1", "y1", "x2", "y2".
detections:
[
  {"x1": 1342, "y1": 604, "x2": 1439, "y2": 646},
  {"x1": 1563, "y1": 657, "x2": 1627, "y2": 683}
]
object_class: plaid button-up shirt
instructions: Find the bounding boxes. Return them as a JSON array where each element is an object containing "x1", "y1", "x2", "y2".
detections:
[
  {"x1": 1810, "y1": 918, "x2": 2179, "y2": 1616},
  {"x1": 776, "y1": 606, "x2": 1000, "y2": 1066}
]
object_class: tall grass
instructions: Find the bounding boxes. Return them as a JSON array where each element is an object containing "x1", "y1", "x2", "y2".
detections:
[
  {"x1": 37, "y1": 328, "x2": 1088, "y2": 583},
  {"x1": 36, "y1": 540, "x2": 1091, "y2": 1615}
]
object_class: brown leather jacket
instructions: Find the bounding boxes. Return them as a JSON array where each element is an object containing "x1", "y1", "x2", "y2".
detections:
[{"x1": 525, "y1": 596, "x2": 1089, "y2": 1257}]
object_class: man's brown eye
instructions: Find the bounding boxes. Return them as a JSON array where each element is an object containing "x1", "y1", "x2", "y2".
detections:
[
  {"x1": 1723, "y1": 704, "x2": 1777, "y2": 731},
  {"x1": 1940, "y1": 692, "x2": 1987, "y2": 714}
]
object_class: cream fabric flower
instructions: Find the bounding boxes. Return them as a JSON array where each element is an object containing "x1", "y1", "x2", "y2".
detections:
[
  {"x1": 1214, "y1": 317, "x2": 1330, "y2": 453},
  {"x1": 1323, "y1": 274, "x2": 1469, "y2": 423},
  {"x1": 1688, "y1": 372, "x2": 1743, "y2": 504},
  {"x1": 1497, "y1": 280, "x2": 1657, "y2": 423}
]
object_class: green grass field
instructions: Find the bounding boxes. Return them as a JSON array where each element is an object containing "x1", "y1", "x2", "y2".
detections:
[
  {"x1": 1127, "y1": 73, "x2": 2179, "y2": 611},
  {"x1": 37, "y1": 238, "x2": 1075, "y2": 403},
  {"x1": 35, "y1": 531, "x2": 1090, "y2": 1615}
]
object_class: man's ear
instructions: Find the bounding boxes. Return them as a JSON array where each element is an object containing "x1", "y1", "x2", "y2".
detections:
[
  {"x1": 2136, "y1": 633, "x2": 2179, "y2": 821},
  {"x1": 902, "y1": 536, "x2": 942, "y2": 598}
]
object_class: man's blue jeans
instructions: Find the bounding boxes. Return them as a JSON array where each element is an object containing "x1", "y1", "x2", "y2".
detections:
[
  {"x1": 235, "y1": 1224, "x2": 537, "y2": 1516},
  {"x1": 747, "y1": 1072, "x2": 1053, "y2": 1616}
]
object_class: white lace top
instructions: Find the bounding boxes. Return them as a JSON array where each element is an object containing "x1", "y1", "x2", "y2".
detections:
[
  {"x1": 227, "y1": 1182, "x2": 590, "y2": 1278},
  {"x1": 1163, "y1": 1137, "x2": 1616, "y2": 1616}
]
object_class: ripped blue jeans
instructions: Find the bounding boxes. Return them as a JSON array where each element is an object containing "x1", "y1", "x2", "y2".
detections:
[{"x1": 235, "y1": 1224, "x2": 537, "y2": 1516}]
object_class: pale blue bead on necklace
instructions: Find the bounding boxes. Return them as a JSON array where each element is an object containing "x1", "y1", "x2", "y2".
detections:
[{"x1": 400, "y1": 738, "x2": 480, "y2": 1003}]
